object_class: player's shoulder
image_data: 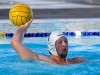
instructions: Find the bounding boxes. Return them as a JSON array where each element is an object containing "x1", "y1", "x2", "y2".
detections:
[
  {"x1": 73, "y1": 57, "x2": 86, "y2": 62},
  {"x1": 38, "y1": 55, "x2": 55, "y2": 63},
  {"x1": 68, "y1": 57, "x2": 86, "y2": 64}
]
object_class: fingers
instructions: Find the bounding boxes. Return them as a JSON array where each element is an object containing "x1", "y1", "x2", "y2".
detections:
[
  {"x1": 24, "y1": 18, "x2": 33, "y2": 26},
  {"x1": 28, "y1": 18, "x2": 33, "y2": 24}
]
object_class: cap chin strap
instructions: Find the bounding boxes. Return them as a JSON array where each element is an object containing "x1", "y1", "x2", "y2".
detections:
[{"x1": 47, "y1": 31, "x2": 64, "y2": 56}]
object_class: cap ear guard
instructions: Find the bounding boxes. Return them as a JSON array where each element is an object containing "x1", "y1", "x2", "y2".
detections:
[
  {"x1": 47, "y1": 31, "x2": 65, "y2": 56},
  {"x1": 47, "y1": 36, "x2": 58, "y2": 56}
]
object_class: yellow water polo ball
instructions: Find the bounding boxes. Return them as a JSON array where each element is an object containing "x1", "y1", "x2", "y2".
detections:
[{"x1": 9, "y1": 3, "x2": 33, "y2": 27}]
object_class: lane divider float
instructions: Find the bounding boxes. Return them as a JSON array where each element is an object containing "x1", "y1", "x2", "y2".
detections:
[
  {"x1": 0, "y1": 33, "x2": 6, "y2": 37},
  {"x1": 0, "y1": 31, "x2": 100, "y2": 37}
]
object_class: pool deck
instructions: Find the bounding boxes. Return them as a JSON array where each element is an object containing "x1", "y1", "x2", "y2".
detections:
[
  {"x1": 1, "y1": 8, "x2": 100, "y2": 19},
  {"x1": 1, "y1": 2, "x2": 100, "y2": 19}
]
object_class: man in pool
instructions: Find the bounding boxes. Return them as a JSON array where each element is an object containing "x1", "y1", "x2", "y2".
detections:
[{"x1": 11, "y1": 19, "x2": 86, "y2": 65}]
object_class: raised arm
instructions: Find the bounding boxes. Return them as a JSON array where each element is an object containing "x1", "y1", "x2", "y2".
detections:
[
  {"x1": 11, "y1": 19, "x2": 39, "y2": 59},
  {"x1": 11, "y1": 19, "x2": 53, "y2": 63},
  {"x1": 11, "y1": 19, "x2": 39, "y2": 60}
]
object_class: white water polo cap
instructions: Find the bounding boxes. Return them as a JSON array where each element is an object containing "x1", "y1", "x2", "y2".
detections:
[{"x1": 47, "y1": 31, "x2": 65, "y2": 56}]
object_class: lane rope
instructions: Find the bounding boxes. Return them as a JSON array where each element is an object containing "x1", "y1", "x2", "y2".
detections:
[{"x1": 0, "y1": 31, "x2": 100, "y2": 37}]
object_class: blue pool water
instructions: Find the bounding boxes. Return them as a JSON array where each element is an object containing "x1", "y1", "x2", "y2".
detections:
[
  {"x1": 0, "y1": 19, "x2": 100, "y2": 75},
  {"x1": 0, "y1": 39, "x2": 100, "y2": 75}
]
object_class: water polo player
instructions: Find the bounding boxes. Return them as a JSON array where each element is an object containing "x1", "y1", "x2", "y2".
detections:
[{"x1": 11, "y1": 19, "x2": 86, "y2": 65}]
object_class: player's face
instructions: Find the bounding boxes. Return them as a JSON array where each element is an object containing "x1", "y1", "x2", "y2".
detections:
[{"x1": 55, "y1": 37, "x2": 68, "y2": 58}]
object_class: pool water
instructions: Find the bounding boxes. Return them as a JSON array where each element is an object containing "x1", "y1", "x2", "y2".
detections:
[
  {"x1": 0, "y1": 39, "x2": 100, "y2": 75},
  {"x1": 0, "y1": 19, "x2": 100, "y2": 75}
]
